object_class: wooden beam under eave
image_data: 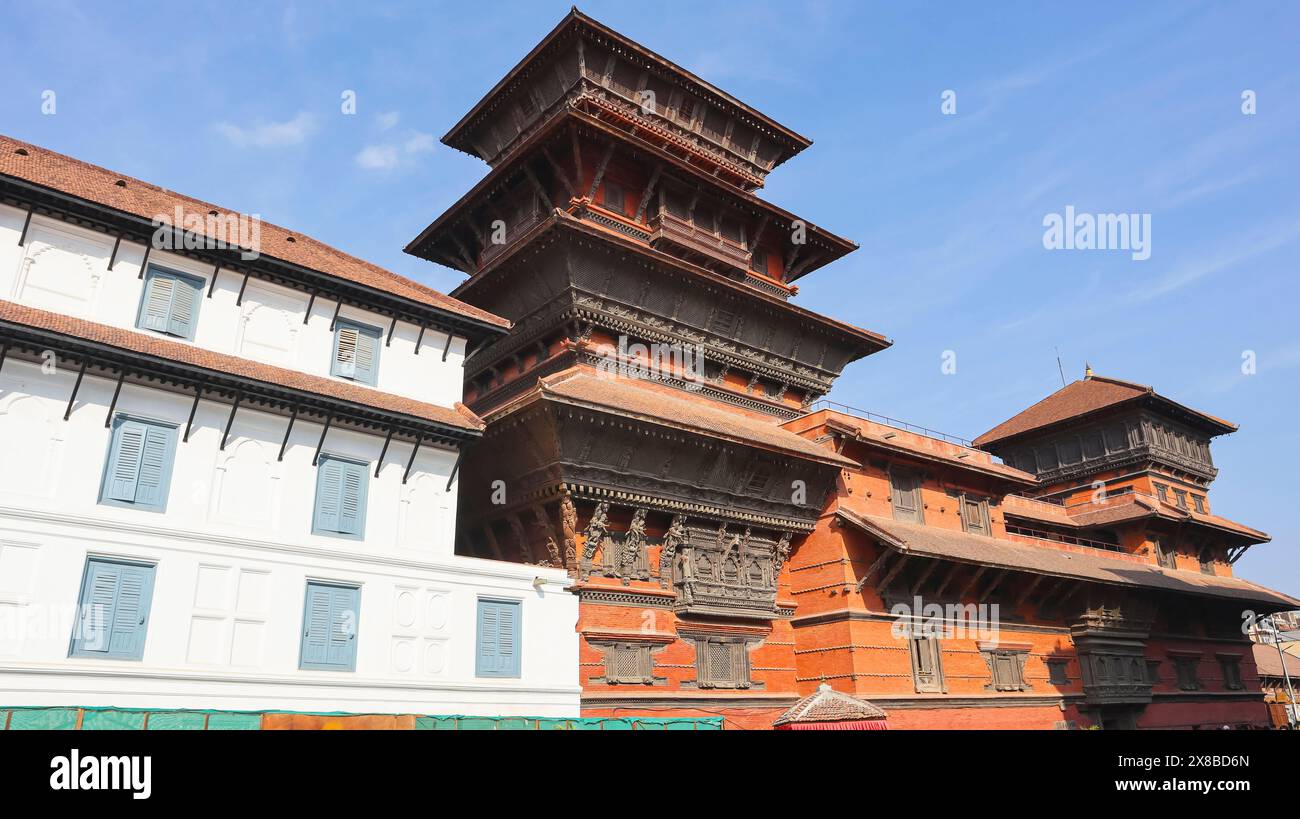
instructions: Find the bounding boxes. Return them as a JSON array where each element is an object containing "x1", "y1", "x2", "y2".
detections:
[
  {"x1": 541, "y1": 146, "x2": 577, "y2": 198},
  {"x1": 955, "y1": 565, "x2": 988, "y2": 601},
  {"x1": 910, "y1": 560, "x2": 940, "y2": 596}
]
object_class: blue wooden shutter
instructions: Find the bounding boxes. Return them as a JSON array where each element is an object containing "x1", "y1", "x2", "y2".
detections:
[
  {"x1": 139, "y1": 273, "x2": 176, "y2": 333},
  {"x1": 72, "y1": 559, "x2": 155, "y2": 660},
  {"x1": 314, "y1": 457, "x2": 367, "y2": 536},
  {"x1": 102, "y1": 417, "x2": 175, "y2": 510},
  {"x1": 166, "y1": 274, "x2": 201, "y2": 338},
  {"x1": 313, "y1": 458, "x2": 344, "y2": 533},
  {"x1": 104, "y1": 420, "x2": 147, "y2": 502},
  {"x1": 300, "y1": 582, "x2": 359, "y2": 671},
  {"x1": 476, "y1": 599, "x2": 521, "y2": 678},
  {"x1": 338, "y1": 460, "x2": 367, "y2": 536},
  {"x1": 333, "y1": 321, "x2": 380, "y2": 384}
]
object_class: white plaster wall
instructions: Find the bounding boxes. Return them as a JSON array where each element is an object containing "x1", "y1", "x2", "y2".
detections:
[
  {"x1": 0, "y1": 361, "x2": 579, "y2": 715},
  {"x1": 0, "y1": 204, "x2": 467, "y2": 409},
  {"x1": 0, "y1": 206, "x2": 578, "y2": 717}
]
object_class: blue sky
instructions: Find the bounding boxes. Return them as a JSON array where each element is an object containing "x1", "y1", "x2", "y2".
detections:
[{"x1": 2, "y1": 1, "x2": 1297, "y2": 596}]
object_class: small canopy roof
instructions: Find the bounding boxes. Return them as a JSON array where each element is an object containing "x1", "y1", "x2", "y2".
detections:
[{"x1": 773, "y1": 683, "x2": 888, "y2": 730}]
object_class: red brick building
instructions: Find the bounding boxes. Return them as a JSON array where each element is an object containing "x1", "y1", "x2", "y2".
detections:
[
  {"x1": 784, "y1": 373, "x2": 1296, "y2": 729},
  {"x1": 410, "y1": 10, "x2": 1296, "y2": 728}
]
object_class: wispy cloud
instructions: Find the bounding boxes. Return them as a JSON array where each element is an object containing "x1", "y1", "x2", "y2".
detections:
[
  {"x1": 1126, "y1": 216, "x2": 1300, "y2": 303},
  {"x1": 215, "y1": 112, "x2": 318, "y2": 148},
  {"x1": 376, "y1": 111, "x2": 401, "y2": 132},
  {"x1": 354, "y1": 131, "x2": 436, "y2": 170}
]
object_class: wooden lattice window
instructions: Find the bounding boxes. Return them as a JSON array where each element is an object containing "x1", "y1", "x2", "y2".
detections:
[
  {"x1": 695, "y1": 638, "x2": 751, "y2": 689},
  {"x1": 603, "y1": 642, "x2": 655, "y2": 685}
]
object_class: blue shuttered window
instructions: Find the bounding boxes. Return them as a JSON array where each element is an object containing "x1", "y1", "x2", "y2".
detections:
[
  {"x1": 70, "y1": 558, "x2": 157, "y2": 660},
  {"x1": 137, "y1": 266, "x2": 204, "y2": 339},
  {"x1": 99, "y1": 416, "x2": 177, "y2": 512},
  {"x1": 299, "y1": 581, "x2": 360, "y2": 671},
  {"x1": 312, "y1": 455, "x2": 369, "y2": 538},
  {"x1": 475, "y1": 599, "x2": 521, "y2": 678},
  {"x1": 331, "y1": 319, "x2": 381, "y2": 385}
]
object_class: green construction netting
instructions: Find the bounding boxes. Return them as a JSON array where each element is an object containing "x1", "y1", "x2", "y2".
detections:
[{"x1": 4, "y1": 708, "x2": 722, "y2": 731}]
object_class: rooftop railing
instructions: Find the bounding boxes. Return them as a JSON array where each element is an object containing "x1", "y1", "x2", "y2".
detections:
[{"x1": 808, "y1": 400, "x2": 976, "y2": 449}]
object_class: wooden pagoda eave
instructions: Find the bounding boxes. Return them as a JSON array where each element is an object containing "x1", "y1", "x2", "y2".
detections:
[{"x1": 406, "y1": 108, "x2": 855, "y2": 271}]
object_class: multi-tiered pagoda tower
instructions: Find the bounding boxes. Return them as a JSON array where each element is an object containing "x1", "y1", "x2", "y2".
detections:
[{"x1": 406, "y1": 9, "x2": 888, "y2": 726}]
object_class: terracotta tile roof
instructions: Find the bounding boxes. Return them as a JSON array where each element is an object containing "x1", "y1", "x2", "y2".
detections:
[
  {"x1": 529, "y1": 368, "x2": 857, "y2": 467},
  {"x1": 773, "y1": 683, "x2": 888, "y2": 726},
  {"x1": 836, "y1": 504, "x2": 1298, "y2": 609},
  {"x1": 1253, "y1": 642, "x2": 1300, "y2": 679},
  {"x1": 974, "y1": 375, "x2": 1236, "y2": 448},
  {"x1": 0, "y1": 299, "x2": 484, "y2": 432},
  {"x1": 812, "y1": 411, "x2": 1037, "y2": 484},
  {"x1": 1047, "y1": 494, "x2": 1270, "y2": 543},
  {"x1": 0, "y1": 134, "x2": 508, "y2": 331}
]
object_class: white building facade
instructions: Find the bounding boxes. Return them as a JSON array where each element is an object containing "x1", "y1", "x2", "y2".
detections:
[{"x1": 0, "y1": 136, "x2": 579, "y2": 716}]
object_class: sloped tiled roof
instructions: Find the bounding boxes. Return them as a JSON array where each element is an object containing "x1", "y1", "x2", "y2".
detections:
[
  {"x1": 0, "y1": 134, "x2": 508, "y2": 331},
  {"x1": 974, "y1": 375, "x2": 1236, "y2": 447},
  {"x1": 836, "y1": 504, "x2": 1297, "y2": 609},
  {"x1": 774, "y1": 683, "x2": 888, "y2": 727},
  {"x1": 528, "y1": 368, "x2": 857, "y2": 467},
  {"x1": 1253, "y1": 642, "x2": 1300, "y2": 679},
  {"x1": 0, "y1": 299, "x2": 484, "y2": 431}
]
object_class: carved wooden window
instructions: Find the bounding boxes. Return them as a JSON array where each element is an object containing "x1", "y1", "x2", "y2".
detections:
[
  {"x1": 909, "y1": 636, "x2": 945, "y2": 693},
  {"x1": 1192, "y1": 495, "x2": 1206, "y2": 514},
  {"x1": 890, "y1": 469, "x2": 924, "y2": 524},
  {"x1": 960, "y1": 495, "x2": 991, "y2": 536},
  {"x1": 1173, "y1": 488, "x2": 1188, "y2": 510},
  {"x1": 746, "y1": 465, "x2": 772, "y2": 494},
  {"x1": 750, "y1": 249, "x2": 768, "y2": 276},
  {"x1": 1146, "y1": 659, "x2": 1162, "y2": 684},
  {"x1": 1199, "y1": 548, "x2": 1215, "y2": 575},
  {"x1": 1219, "y1": 655, "x2": 1243, "y2": 691},
  {"x1": 695, "y1": 638, "x2": 751, "y2": 689},
  {"x1": 604, "y1": 642, "x2": 655, "y2": 685},
  {"x1": 1173, "y1": 656, "x2": 1201, "y2": 690},
  {"x1": 1154, "y1": 483, "x2": 1169, "y2": 503},
  {"x1": 982, "y1": 648, "x2": 1030, "y2": 692},
  {"x1": 1046, "y1": 659, "x2": 1070, "y2": 686},
  {"x1": 1154, "y1": 538, "x2": 1177, "y2": 570},
  {"x1": 601, "y1": 181, "x2": 626, "y2": 215}
]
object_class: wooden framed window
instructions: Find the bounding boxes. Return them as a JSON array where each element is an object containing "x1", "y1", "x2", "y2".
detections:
[
  {"x1": 750, "y1": 249, "x2": 768, "y2": 276},
  {"x1": 1192, "y1": 495, "x2": 1206, "y2": 514},
  {"x1": 981, "y1": 647, "x2": 1030, "y2": 692},
  {"x1": 332, "y1": 318, "x2": 382, "y2": 385},
  {"x1": 960, "y1": 495, "x2": 991, "y2": 536},
  {"x1": 909, "y1": 635, "x2": 946, "y2": 693},
  {"x1": 1145, "y1": 659, "x2": 1162, "y2": 684},
  {"x1": 1154, "y1": 483, "x2": 1169, "y2": 503},
  {"x1": 136, "y1": 265, "x2": 203, "y2": 339},
  {"x1": 1046, "y1": 659, "x2": 1070, "y2": 686},
  {"x1": 1199, "y1": 548, "x2": 1215, "y2": 575},
  {"x1": 603, "y1": 642, "x2": 655, "y2": 685},
  {"x1": 69, "y1": 557, "x2": 157, "y2": 661},
  {"x1": 299, "y1": 581, "x2": 360, "y2": 672},
  {"x1": 694, "y1": 638, "x2": 750, "y2": 689},
  {"x1": 312, "y1": 455, "x2": 370, "y2": 538},
  {"x1": 1173, "y1": 488, "x2": 1188, "y2": 510},
  {"x1": 1154, "y1": 538, "x2": 1177, "y2": 570},
  {"x1": 889, "y1": 469, "x2": 924, "y2": 524},
  {"x1": 1219, "y1": 655, "x2": 1243, "y2": 690},
  {"x1": 99, "y1": 415, "x2": 178, "y2": 513},
  {"x1": 1173, "y1": 656, "x2": 1201, "y2": 690},
  {"x1": 475, "y1": 598, "x2": 521, "y2": 679}
]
